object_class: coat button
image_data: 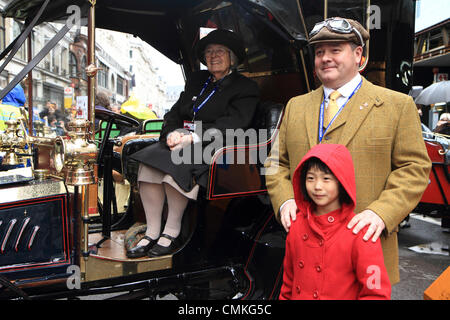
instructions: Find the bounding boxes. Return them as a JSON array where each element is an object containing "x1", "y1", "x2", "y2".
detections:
[
  {"x1": 296, "y1": 286, "x2": 301, "y2": 294},
  {"x1": 313, "y1": 291, "x2": 319, "y2": 299},
  {"x1": 327, "y1": 216, "x2": 335, "y2": 223},
  {"x1": 316, "y1": 265, "x2": 322, "y2": 272},
  {"x1": 302, "y1": 234, "x2": 308, "y2": 241},
  {"x1": 298, "y1": 261, "x2": 304, "y2": 268},
  {"x1": 319, "y1": 239, "x2": 324, "y2": 246}
]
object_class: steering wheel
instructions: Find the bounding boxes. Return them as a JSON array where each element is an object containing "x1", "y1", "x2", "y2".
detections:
[
  {"x1": 95, "y1": 107, "x2": 140, "y2": 128},
  {"x1": 95, "y1": 107, "x2": 140, "y2": 167}
]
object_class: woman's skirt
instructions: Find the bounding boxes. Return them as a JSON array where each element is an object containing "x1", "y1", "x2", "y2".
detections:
[
  {"x1": 130, "y1": 141, "x2": 210, "y2": 197},
  {"x1": 138, "y1": 164, "x2": 199, "y2": 200}
]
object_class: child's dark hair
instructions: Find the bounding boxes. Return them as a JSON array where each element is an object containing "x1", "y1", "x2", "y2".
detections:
[{"x1": 300, "y1": 157, "x2": 352, "y2": 204}]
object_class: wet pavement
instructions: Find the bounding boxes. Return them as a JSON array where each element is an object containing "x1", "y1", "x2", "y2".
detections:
[{"x1": 392, "y1": 214, "x2": 450, "y2": 300}]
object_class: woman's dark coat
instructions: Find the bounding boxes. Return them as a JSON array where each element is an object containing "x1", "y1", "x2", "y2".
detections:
[{"x1": 130, "y1": 70, "x2": 260, "y2": 192}]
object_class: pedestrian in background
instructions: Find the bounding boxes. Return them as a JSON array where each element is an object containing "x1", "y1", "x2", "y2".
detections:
[{"x1": 434, "y1": 112, "x2": 450, "y2": 135}]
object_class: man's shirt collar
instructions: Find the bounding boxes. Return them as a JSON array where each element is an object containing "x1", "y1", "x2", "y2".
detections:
[{"x1": 323, "y1": 73, "x2": 362, "y2": 100}]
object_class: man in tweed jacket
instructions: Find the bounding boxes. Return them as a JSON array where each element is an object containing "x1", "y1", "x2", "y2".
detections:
[{"x1": 264, "y1": 18, "x2": 431, "y2": 285}]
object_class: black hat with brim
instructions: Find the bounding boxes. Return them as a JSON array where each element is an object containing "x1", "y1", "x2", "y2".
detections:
[{"x1": 196, "y1": 29, "x2": 246, "y2": 65}]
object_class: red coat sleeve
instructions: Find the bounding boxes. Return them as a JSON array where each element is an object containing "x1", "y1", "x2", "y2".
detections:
[
  {"x1": 279, "y1": 231, "x2": 294, "y2": 300},
  {"x1": 352, "y1": 227, "x2": 392, "y2": 300}
]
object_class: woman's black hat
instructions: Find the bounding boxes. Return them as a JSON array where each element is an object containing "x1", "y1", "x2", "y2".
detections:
[{"x1": 196, "y1": 29, "x2": 246, "y2": 65}]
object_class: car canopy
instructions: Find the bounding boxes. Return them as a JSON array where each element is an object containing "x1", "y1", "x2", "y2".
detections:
[{"x1": 2, "y1": 0, "x2": 307, "y2": 64}]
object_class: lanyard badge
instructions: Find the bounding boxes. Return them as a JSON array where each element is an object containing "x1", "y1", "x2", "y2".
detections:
[
  {"x1": 183, "y1": 120, "x2": 196, "y2": 132},
  {"x1": 318, "y1": 79, "x2": 363, "y2": 143},
  {"x1": 192, "y1": 76, "x2": 224, "y2": 120}
]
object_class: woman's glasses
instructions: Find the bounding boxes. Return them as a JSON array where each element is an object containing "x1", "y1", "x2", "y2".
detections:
[{"x1": 204, "y1": 47, "x2": 229, "y2": 58}]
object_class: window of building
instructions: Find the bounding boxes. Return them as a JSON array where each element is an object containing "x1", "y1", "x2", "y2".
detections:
[
  {"x1": 110, "y1": 74, "x2": 115, "y2": 92},
  {"x1": 61, "y1": 47, "x2": 68, "y2": 76},
  {"x1": 97, "y1": 62, "x2": 109, "y2": 88},
  {"x1": 12, "y1": 20, "x2": 27, "y2": 61},
  {"x1": 0, "y1": 17, "x2": 5, "y2": 52},
  {"x1": 52, "y1": 45, "x2": 61, "y2": 74},
  {"x1": 428, "y1": 29, "x2": 444, "y2": 50},
  {"x1": 69, "y1": 52, "x2": 77, "y2": 77},
  {"x1": 42, "y1": 37, "x2": 51, "y2": 70},
  {"x1": 81, "y1": 55, "x2": 87, "y2": 80},
  {"x1": 117, "y1": 75, "x2": 124, "y2": 95}
]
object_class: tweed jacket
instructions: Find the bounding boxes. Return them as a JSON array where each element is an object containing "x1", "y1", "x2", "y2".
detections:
[{"x1": 264, "y1": 77, "x2": 431, "y2": 284}]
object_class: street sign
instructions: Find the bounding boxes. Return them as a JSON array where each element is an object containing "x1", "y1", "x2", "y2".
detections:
[{"x1": 64, "y1": 87, "x2": 74, "y2": 108}]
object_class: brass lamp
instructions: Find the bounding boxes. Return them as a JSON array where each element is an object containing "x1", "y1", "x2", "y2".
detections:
[
  {"x1": 53, "y1": 118, "x2": 97, "y2": 186},
  {"x1": 0, "y1": 119, "x2": 30, "y2": 166},
  {"x1": 0, "y1": 109, "x2": 57, "y2": 170}
]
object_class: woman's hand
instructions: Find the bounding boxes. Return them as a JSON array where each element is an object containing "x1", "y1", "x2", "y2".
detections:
[
  {"x1": 167, "y1": 131, "x2": 193, "y2": 150},
  {"x1": 166, "y1": 131, "x2": 183, "y2": 149}
]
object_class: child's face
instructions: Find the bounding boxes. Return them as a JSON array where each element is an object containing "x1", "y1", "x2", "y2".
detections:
[{"x1": 305, "y1": 166, "x2": 341, "y2": 215}]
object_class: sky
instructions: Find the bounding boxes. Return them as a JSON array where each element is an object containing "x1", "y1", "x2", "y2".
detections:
[
  {"x1": 144, "y1": 45, "x2": 185, "y2": 88},
  {"x1": 415, "y1": 0, "x2": 450, "y2": 32}
]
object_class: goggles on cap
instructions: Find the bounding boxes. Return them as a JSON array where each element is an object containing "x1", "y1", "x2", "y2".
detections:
[{"x1": 309, "y1": 17, "x2": 365, "y2": 47}]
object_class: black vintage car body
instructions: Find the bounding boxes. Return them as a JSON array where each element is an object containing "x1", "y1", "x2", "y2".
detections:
[{"x1": 0, "y1": 0, "x2": 424, "y2": 300}]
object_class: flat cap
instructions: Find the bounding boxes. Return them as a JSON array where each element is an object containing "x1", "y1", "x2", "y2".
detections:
[{"x1": 308, "y1": 17, "x2": 370, "y2": 46}]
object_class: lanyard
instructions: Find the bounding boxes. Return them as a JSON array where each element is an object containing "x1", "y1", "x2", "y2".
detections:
[
  {"x1": 318, "y1": 79, "x2": 362, "y2": 143},
  {"x1": 192, "y1": 76, "x2": 224, "y2": 119}
]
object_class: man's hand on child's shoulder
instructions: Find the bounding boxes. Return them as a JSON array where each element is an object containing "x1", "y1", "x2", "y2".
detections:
[
  {"x1": 347, "y1": 209, "x2": 385, "y2": 242},
  {"x1": 280, "y1": 199, "x2": 298, "y2": 233}
]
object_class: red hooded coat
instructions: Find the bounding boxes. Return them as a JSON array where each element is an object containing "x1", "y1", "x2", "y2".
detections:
[{"x1": 279, "y1": 144, "x2": 391, "y2": 300}]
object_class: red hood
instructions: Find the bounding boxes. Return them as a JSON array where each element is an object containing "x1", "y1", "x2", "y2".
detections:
[{"x1": 292, "y1": 144, "x2": 356, "y2": 216}]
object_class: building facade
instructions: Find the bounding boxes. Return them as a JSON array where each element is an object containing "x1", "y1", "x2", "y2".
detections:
[
  {"x1": 0, "y1": 0, "x2": 176, "y2": 120},
  {"x1": 413, "y1": 18, "x2": 449, "y2": 128},
  {"x1": 96, "y1": 29, "x2": 170, "y2": 117},
  {"x1": 414, "y1": 18, "x2": 450, "y2": 86},
  {"x1": 0, "y1": 8, "x2": 73, "y2": 112}
]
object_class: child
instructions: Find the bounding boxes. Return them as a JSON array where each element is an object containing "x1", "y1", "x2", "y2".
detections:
[{"x1": 279, "y1": 144, "x2": 391, "y2": 300}]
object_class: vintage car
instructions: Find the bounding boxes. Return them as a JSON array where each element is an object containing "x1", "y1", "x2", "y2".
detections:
[
  {"x1": 0, "y1": 0, "x2": 444, "y2": 300},
  {"x1": 416, "y1": 124, "x2": 449, "y2": 226}
]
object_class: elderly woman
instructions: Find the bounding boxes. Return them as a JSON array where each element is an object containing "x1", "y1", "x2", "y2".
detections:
[{"x1": 127, "y1": 29, "x2": 260, "y2": 258}]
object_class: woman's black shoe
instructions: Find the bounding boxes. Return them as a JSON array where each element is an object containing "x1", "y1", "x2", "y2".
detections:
[
  {"x1": 148, "y1": 234, "x2": 179, "y2": 257},
  {"x1": 126, "y1": 236, "x2": 157, "y2": 258}
]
